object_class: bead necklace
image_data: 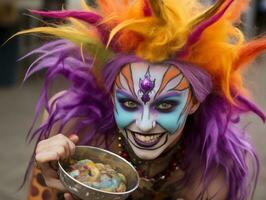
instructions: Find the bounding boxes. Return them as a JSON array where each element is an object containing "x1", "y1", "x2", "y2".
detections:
[{"x1": 117, "y1": 134, "x2": 185, "y2": 182}]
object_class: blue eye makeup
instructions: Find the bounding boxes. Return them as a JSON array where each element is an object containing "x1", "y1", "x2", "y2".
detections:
[
  {"x1": 151, "y1": 92, "x2": 181, "y2": 113},
  {"x1": 116, "y1": 90, "x2": 140, "y2": 112},
  {"x1": 114, "y1": 90, "x2": 140, "y2": 129},
  {"x1": 154, "y1": 100, "x2": 179, "y2": 113},
  {"x1": 114, "y1": 88, "x2": 191, "y2": 133},
  {"x1": 154, "y1": 91, "x2": 190, "y2": 133},
  {"x1": 118, "y1": 98, "x2": 140, "y2": 111}
]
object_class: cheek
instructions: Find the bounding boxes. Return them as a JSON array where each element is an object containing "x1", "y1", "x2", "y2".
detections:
[
  {"x1": 157, "y1": 112, "x2": 186, "y2": 133},
  {"x1": 114, "y1": 98, "x2": 137, "y2": 129},
  {"x1": 156, "y1": 94, "x2": 189, "y2": 133}
]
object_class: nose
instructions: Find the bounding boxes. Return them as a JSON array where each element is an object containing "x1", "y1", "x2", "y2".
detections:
[{"x1": 136, "y1": 107, "x2": 155, "y2": 132}]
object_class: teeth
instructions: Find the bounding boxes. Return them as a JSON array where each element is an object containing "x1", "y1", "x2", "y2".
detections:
[{"x1": 131, "y1": 131, "x2": 162, "y2": 143}]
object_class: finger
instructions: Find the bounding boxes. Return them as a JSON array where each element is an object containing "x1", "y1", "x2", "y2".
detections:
[
  {"x1": 36, "y1": 151, "x2": 59, "y2": 164},
  {"x1": 53, "y1": 145, "x2": 68, "y2": 160},
  {"x1": 64, "y1": 193, "x2": 74, "y2": 200},
  {"x1": 36, "y1": 145, "x2": 68, "y2": 163},
  {"x1": 40, "y1": 163, "x2": 59, "y2": 179},
  {"x1": 35, "y1": 139, "x2": 50, "y2": 154},
  {"x1": 59, "y1": 139, "x2": 70, "y2": 160},
  {"x1": 36, "y1": 134, "x2": 75, "y2": 158},
  {"x1": 44, "y1": 177, "x2": 66, "y2": 191},
  {"x1": 67, "y1": 135, "x2": 78, "y2": 156},
  {"x1": 36, "y1": 134, "x2": 69, "y2": 155},
  {"x1": 39, "y1": 143, "x2": 70, "y2": 161},
  {"x1": 69, "y1": 134, "x2": 79, "y2": 144},
  {"x1": 55, "y1": 134, "x2": 75, "y2": 158}
]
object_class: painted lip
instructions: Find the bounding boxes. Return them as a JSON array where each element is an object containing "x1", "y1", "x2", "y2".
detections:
[{"x1": 127, "y1": 129, "x2": 166, "y2": 148}]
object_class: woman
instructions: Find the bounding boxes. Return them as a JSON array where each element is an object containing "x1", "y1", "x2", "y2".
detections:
[{"x1": 20, "y1": 0, "x2": 266, "y2": 199}]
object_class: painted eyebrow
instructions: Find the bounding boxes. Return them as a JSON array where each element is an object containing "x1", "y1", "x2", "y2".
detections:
[
  {"x1": 154, "y1": 66, "x2": 182, "y2": 98},
  {"x1": 152, "y1": 91, "x2": 184, "y2": 104},
  {"x1": 121, "y1": 64, "x2": 137, "y2": 97},
  {"x1": 116, "y1": 89, "x2": 140, "y2": 103}
]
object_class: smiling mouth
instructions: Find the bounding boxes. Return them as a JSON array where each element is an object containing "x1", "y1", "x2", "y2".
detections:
[{"x1": 127, "y1": 129, "x2": 166, "y2": 148}]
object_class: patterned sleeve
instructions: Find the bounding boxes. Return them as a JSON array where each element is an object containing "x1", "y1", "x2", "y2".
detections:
[{"x1": 27, "y1": 167, "x2": 63, "y2": 200}]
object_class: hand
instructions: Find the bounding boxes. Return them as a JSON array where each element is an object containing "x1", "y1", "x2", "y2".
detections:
[{"x1": 35, "y1": 134, "x2": 79, "y2": 191}]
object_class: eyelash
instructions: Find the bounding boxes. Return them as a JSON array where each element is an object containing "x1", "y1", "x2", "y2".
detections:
[
  {"x1": 117, "y1": 98, "x2": 178, "y2": 112},
  {"x1": 118, "y1": 98, "x2": 139, "y2": 111},
  {"x1": 154, "y1": 100, "x2": 178, "y2": 113}
]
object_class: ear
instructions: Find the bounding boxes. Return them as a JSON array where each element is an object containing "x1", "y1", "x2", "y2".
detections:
[{"x1": 189, "y1": 99, "x2": 200, "y2": 114}]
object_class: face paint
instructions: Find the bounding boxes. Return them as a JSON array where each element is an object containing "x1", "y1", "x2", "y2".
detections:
[
  {"x1": 138, "y1": 68, "x2": 156, "y2": 104},
  {"x1": 113, "y1": 62, "x2": 195, "y2": 160},
  {"x1": 114, "y1": 90, "x2": 139, "y2": 129},
  {"x1": 155, "y1": 91, "x2": 191, "y2": 133}
]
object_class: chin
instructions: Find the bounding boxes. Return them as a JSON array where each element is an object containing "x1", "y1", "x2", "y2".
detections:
[{"x1": 132, "y1": 147, "x2": 165, "y2": 160}]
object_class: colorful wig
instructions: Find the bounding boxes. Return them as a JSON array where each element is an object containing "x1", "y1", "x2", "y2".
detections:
[{"x1": 19, "y1": 0, "x2": 266, "y2": 199}]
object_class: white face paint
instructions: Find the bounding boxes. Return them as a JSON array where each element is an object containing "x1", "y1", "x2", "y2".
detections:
[{"x1": 113, "y1": 62, "x2": 197, "y2": 160}]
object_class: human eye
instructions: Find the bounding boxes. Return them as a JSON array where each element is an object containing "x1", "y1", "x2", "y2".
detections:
[
  {"x1": 118, "y1": 99, "x2": 139, "y2": 111},
  {"x1": 155, "y1": 100, "x2": 178, "y2": 113}
]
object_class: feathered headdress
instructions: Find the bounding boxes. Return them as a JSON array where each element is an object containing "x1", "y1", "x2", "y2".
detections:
[{"x1": 14, "y1": 0, "x2": 266, "y2": 104}]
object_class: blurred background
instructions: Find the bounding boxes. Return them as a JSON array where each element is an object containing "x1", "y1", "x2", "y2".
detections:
[{"x1": 0, "y1": 0, "x2": 265, "y2": 199}]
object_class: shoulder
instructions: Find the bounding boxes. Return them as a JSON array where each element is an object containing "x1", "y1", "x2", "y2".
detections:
[
  {"x1": 43, "y1": 91, "x2": 81, "y2": 137},
  {"x1": 179, "y1": 168, "x2": 228, "y2": 200},
  {"x1": 204, "y1": 170, "x2": 228, "y2": 200},
  {"x1": 43, "y1": 91, "x2": 67, "y2": 118}
]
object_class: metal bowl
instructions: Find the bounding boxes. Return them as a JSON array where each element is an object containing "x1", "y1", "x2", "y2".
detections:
[{"x1": 58, "y1": 146, "x2": 139, "y2": 200}]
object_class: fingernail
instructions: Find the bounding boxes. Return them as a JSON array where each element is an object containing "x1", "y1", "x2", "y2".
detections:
[
  {"x1": 69, "y1": 134, "x2": 79, "y2": 142},
  {"x1": 69, "y1": 134, "x2": 77, "y2": 139}
]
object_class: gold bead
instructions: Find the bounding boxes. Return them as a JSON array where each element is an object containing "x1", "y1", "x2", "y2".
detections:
[
  {"x1": 118, "y1": 137, "x2": 122, "y2": 141},
  {"x1": 118, "y1": 151, "x2": 122, "y2": 154},
  {"x1": 118, "y1": 144, "x2": 122, "y2": 148}
]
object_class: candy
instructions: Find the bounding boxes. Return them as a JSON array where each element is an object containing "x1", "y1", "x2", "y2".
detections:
[{"x1": 67, "y1": 159, "x2": 127, "y2": 192}]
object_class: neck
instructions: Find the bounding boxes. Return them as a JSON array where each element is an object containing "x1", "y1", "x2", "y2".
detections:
[{"x1": 114, "y1": 133, "x2": 183, "y2": 179}]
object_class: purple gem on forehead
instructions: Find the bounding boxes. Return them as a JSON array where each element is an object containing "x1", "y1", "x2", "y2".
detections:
[
  {"x1": 141, "y1": 75, "x2": 154, "y2": 91},
  {"x1": 139, "y1": 69, "x2": 155, "y2": 104}
]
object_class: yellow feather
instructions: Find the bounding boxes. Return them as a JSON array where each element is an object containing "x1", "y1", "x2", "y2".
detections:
[
  {"x1": 13, "y1": 27, "x2": 95, "y2": 45},
  {"x1": 188, "y1": 0, "x2": 225, "y2": 28},
  {"x1": 69, "y1": 18, "x2": 97, "y2": 39},
  {"x1": 80, "y1": 0, "x2": 92, "y2": 11},
  {"x1": 15, "y1": 0, "x2": 263, "y2": 103},
  {"x1": 106, "y1": 18, "x2": 148, "y2": 48}
]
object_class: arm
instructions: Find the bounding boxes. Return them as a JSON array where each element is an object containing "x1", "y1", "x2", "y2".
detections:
[
  {"x1": 29, "y1": 91, "x2": 109, "y2": 200},
  {"x1": 205, "y1": 172, "x2": 228, "y2": 200},
  {"x1": 28, "y1": 92, "x2": 80, "y2": 200},
  {"x1": 28, "y1": 167, "x2": 59, "y2": 200},
  {"x1": 180, "y1": 170, "x2": 228, "y2": 200}
]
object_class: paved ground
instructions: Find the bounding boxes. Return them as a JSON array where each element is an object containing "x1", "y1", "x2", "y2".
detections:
[{"x1": 0, "y1": 56, "x2": 266, "y2": 200}]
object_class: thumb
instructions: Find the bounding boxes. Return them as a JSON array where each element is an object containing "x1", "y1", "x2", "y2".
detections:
[
  {"x1": 68, "y1": 134, "x2": 79, "y2": 144},
  {"x1": 64, "y1": 193, "x2": 74, "y2": 200}
]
